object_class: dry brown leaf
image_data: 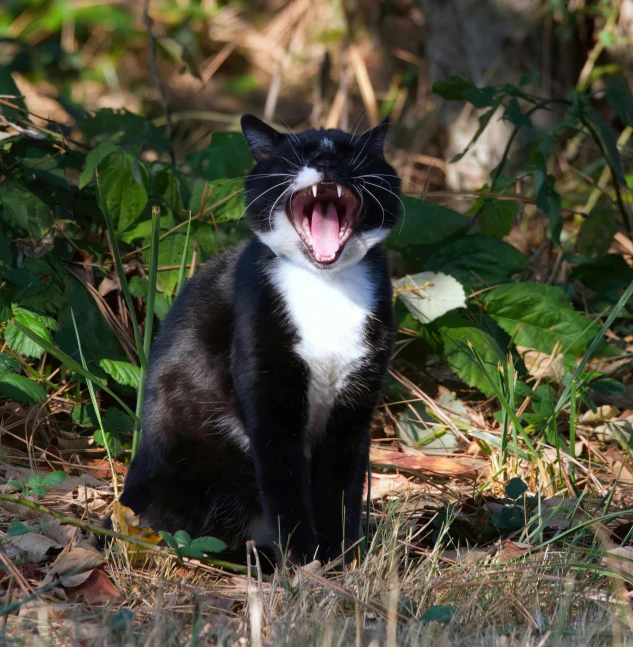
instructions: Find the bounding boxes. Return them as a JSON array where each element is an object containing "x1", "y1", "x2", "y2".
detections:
[
  {"x1": 111, "y1": 500, "x2": 162, "y2": 563},
  {"x1": 516, "y1": 346, "x2": 564, "y2": 381},
  {"x1": 603, "y1": 546, "x2": 633, "y2": 579},
  {"x1": 579, "y1": 405, "x2": 620, "y2": 424},
  {"x1": 43, "y1": 546, "x2": 105, "y2": 585},
  {"x1": 65, "y1": 568, "x2": 122, "y2": 603},
  {"x1": 605, "y1": 448, "x2": 633, "y2": 483},
  {"x1": 370, "y1": 447, "x2": 486, "y2": 477},
  {"x1": 495, "y1": 541, "x2": 530, "y2": 562},
  {"x1": 363, "y1": 473, "x2": 420, "y2": 500},
  {"x1": 61, "y1": 486, "x2": 110, "y2": 514},
  {"x1": 79, "y1": 458, "x2": 126, "y2": 480},
  {"x1": 9, "y1": 532, "x2": 62, "y2": 563},
  {"x1": 440, "y1": 548, "x2": 488, "y2": 566}
]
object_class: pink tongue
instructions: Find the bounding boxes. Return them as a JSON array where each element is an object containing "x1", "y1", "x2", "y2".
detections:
[{"x1": 311, "y1": 201, "x2": 340, "y2": 258}]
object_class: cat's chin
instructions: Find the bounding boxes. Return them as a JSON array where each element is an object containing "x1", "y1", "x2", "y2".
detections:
[{"x1": 286, "y1": 182, "x2": 360, "y2": 267}]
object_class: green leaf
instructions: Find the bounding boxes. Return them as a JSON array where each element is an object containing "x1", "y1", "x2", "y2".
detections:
[
  {"x1": 421, "y1": 605, "x2": 453, "y2": 623},
  {"x1": 27, "y1": 474, "x2": 44, "y2": 488},
  {"x1": 96, "y1": 150, "x2": 149, "y2": 233},
  {"x1": 463, "y1": 85, "x2": 497, "y2": 109},
  {"x1": 607, "y1": 76, "x2": 633, "y2": 127},
  {"x1": 394, "y1": 272, "x2": 466, "y2": 324},
  {"x1": 591, "y1": 378, "x2": 627, "y2": 396},
  {"x1": 7, "y1": 522, "x2": 30, "y2": 537},
  {"x1": 93, "y1": 429, "x2": 123, "y2": 458},
  {"x1": 174, "y1": 530, "x2": 192, "y2": 546},
  {"x1": 184, "y1": 536, "x2": 227, "y2": 556},
  {"x1": 185, "y1": 132, "x2": 254, "y2": 181},
  {"x1": 483, "y1": 283, "x2": 598, "y2": 357},
  {"x1": 0, "y1": 180, "x2": 52, "y2": 235},
  {"x1": 0, "y1": 373, "x2": 47, "y2": 403},
  {"x1": 128, "y1": 277, "x2": 172, "y2": 321},
  {"x1": 432, "y1": 76, "x2": 477, "y2": 101},
  {"x1": 6, "y1": 307, "x2": 59, "y2": 360},
  {"x1": 42, "y1": 471, "x2": 68, "y2": 487},
  {"x1": 479, "y1": 199, "x2": 517, "y2": 238},
  {"x1": 72, "y1": 403, "x2": 98, "y2": 427},
  {"x1": 431, "y1": 313, "x2": 506, "y2": 398},
  {"x1": 0, "y1": 69, "x2": 27, "y2": 120},
  {"x1": 424, "y1": 235, "x2": 527, "y2": 291},
  {"x1": 490, "y1": 505, "x2": 524, "y2": 531},
  {"x1": 158, "y1": 531, "x2": 183, "y2": 561},
  {"x1": 534, "y1": 171, "x2": 562, "y2": 243},
  {"x1": 79, "y1": 141, "x2": 119, "y2": 189},
  {"x1": 505, "y1": 477, "x2": 528, "y2": 500},
  {"x1": 0, "y1": 353, "x2": 20, "y2": 378},
  {"x1": 99, "y1": 359, "x2": 141, "y2": 388},
  {"x1": 577, "y1": 207, "x2": 617, "y2": 258},
  {"x1": 385, "y1": 199, "x2": 468, "y2": 259},
  {"x1": 503, "y1": 98, "x2": 532, "y2": 128},
  {"x1": 452, "y1": 105, "x2": 498, "y2": 162}
]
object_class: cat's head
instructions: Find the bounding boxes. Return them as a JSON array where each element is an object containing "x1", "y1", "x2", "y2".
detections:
[{"x1": 241, "y1": 115, "x2": 401, "y2": 272}]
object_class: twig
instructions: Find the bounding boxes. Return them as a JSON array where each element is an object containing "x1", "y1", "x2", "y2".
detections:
[
  {"x1": 142, "y1": 0, "x2": 174, "y2": 165},
  {"x1": 0, "y1": 493, "x2": 260, "y2": 578}
]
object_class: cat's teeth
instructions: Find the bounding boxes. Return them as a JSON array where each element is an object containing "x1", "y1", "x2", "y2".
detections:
[
  {"x1": 337, "y1": 184, "x2": 342, "y2": 198},
  {"x1": 311, "y1": 184, "x2": 318, "y2": 197},
  {"x1": 302, "y1": 216, "x2": 311, "y2": 238}
]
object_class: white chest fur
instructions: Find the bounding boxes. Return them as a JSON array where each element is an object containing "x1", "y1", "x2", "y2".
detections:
[{"x1": 269, "y1": 259, "x2": 376, "y2": 442}]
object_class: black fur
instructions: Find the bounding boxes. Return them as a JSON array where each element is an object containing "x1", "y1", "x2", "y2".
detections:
[{"x1": 121, "y1": 116, "x2": 401, "y2": 565}]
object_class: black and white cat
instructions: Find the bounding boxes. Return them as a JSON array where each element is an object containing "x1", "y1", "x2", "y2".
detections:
[{"x1": 121, "y1": 115, "x2": 401, "y2": 565}]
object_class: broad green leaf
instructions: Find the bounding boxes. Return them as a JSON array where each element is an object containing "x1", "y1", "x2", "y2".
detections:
[
  {"x1": 534, "y1": 171, "x2": 562, "y2": 243},
  {"x1": 128, "y1": 276, "x2": 172, "y2": 321},
  {"x1": 0, "y1": 180, "x2": 52, "y2": 235},
  {"x1": 185, "y1": 536, "x2": 227, "y2": 556},
  {"x1": 72, "y1": 403, "x2": 98, "y2": 427},
  {"x1": 174, "y1": 530, "x2": 192, "y2": 546},
  {"x1": 5, "y1": 306, "x2": 58, "y2": 359},
  {"x1": 577, "y1": 207, "x2": 617, "y2": 258},
  {"x1": 0, "y1": 373, "x2": 47, "y2": 403},
  {"x1": 479, "y1": 200, "x2": 517, "y2": 239},
  {"x1": 503, "y1": 98, "x2": 532, "y2": 128},
  {"x1": 573, "y1": 254, "x2": 633, "y2": 294},
  {"x1": 188, "y1": 178, "x2": 246, "y2": 224},
  {"x1": 93, "y1": 429, "x2": 123, "y2": 458},
  {"x1": 79, "y1": 141, "x2": 119, "y2": 189},
  {"x1": 0, "y1": 69, "x2": 26, "y2": 120},
  {"x1": 424, "y1": 235, "x2": 527, "y2": 291},
  {"x1": 394, "y1": 272, "x2": 466, "y2": 324},
  {"x1": 7, "y1": 522, "x2": 30, "y2": 537},
  {"x1": 185, "y1": 132, "x2": 253, "y2": 181},
  {"x1": 432, "y1": 76, "x2": 477, "y2": 101},
  {"x1": 0, "y1": 229, "x2": 13, "y2": 266},
  {"x1": 607, "y1": 76, "x2": 633, "y2": 127},
  {"x1": 96, "y1": 150, "x2": 149, "y2": 233},
  {"x1": 42, "y1": 471, "x2": 68, "y2": 487},
  {"x1": 27, "y1": 475, "x2": 43, "y2": 488},
  {"x1": 431, "y1": 313, "x2": 506, "y2": 398},
  {"x1": 0, "y1": 353, "x2": 20, "y2": 378},
  {"x1": 505, "y1": 477, "x2": 528, "y2": 500},
  {"x1": 385, "y1": 199, "x2": 468, "y2": 259},
  {"x1": 99, "y1": 359, "x2": 141, "y2": 388},
  {"x1": 482, "y1": 282, "x2": 598, "y2": 356},
  {"x1": 421, "y1": 605, "x2": 453, "y2": 623}
]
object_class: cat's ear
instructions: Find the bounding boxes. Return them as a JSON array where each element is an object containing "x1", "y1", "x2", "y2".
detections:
[
  {"x1": 358, "y1": 116, "x2": 390, "y2": 153},
  {"x1": 241, "y1": 114, "x2": 283, "y2": 162}
]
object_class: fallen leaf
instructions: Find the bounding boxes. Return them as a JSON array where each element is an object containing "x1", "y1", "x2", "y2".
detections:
[
  {"x1": 579, "y1": 405, "x2": 620, "y2": 424},
  {"x1": 495, "y1": 541, "x2": 530, "y2": 562},
  {"x1": 19, "y1": 602, "x2": 80, "y2": 620},
  {"x1": 9, "y1": 532, "x2": 62, "y2": 562},
  {"x1": 43, "y1": 546, "x2": 105, "y2": 585},
  {"x1": 363, "y1": 473, "x2": 421, "y2": 500},
  {"x1": 79, "y1": 458, "x2": 126, "y2": 480},
  {"x1": 111, "y1": 501, "x2": 162, "y2": 563},
  {"x1": 605, "y1": 448, "x2": 633, "y2": 483},
  {"x1": 394, "y1": 272, "x2": 467, "y2": 324},
  {"x1": 516, "y1": 346, "x2": 564, "y2": 381},
  {"x1": 65, "y1": 568, "x2": 122, "y2": 603},
  {"x1": 370, "y1": 448, "x2": 486, "y2": 477}
]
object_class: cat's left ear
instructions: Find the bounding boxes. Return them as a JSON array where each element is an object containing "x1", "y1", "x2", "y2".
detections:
[
  {"x1": 241, "y1": 114, "x2": 284, "y2": 162},
  {"x1": 358, "y1": 116, "x2": 390, "y2": 153}
]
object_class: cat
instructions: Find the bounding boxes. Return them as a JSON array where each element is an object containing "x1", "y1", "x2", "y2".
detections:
[{"x1": 120, "y1": 114, "x2": 402, "y2": 566}]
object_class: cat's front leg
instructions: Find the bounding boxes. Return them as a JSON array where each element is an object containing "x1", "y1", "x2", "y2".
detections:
[
  {"x1": 310, "y1": 400, "x2": 373, "y2": 565},
  {"x1": 249, "y1": 413, "x2": 318, "y2": 564}
]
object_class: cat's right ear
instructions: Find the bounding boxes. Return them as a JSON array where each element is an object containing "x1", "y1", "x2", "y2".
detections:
[{"x1": 241, "y1": 114, "x2": 283, "y2": 162}]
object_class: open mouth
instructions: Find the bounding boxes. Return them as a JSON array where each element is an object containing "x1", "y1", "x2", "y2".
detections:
[{"x1": 286, "y1": 182, "x2": 360, "y2": 264}]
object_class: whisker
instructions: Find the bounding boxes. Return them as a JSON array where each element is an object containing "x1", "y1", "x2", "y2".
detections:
[
  {"x1": 362, "y1": 180, "x2": 406, "y2": 223},
  {"x1": 237, "y1": 179, "x2": 292, "y2": 223},
  {"x1": 358, "y1": 183, "x2": 386, "y2": 229}
]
